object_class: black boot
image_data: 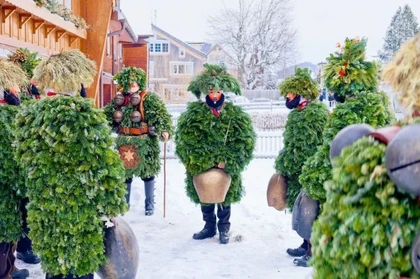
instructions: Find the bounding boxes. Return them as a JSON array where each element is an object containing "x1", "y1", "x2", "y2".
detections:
[
  {"x1": 293, "y1": 242, "x2": 312, "y2": 267},
  {"x1": 11, "y1": 269, "x2": 29, "y2": 279},
  {"x1": 217, "y1": 204, "x2": 231, "y2": 244},
  {"x1": 144, "y1": 179, "x2": 155, "y2": 216},
  {"x1": 286, "y1": 239, "x2": 308, "y2": 257},
  {"x1": 124, "y1": 178, "x2": 133, "y2": 207},
  {"x1": 193, "y1": 205, "x2": 216, "y2": 240},
  {"x1": 16, "y1": 250, "x2": 40, "y2": 264}
]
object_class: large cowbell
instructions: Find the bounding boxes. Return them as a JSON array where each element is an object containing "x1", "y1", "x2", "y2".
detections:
[
  {"x1": 292, "y1": 190, "x2": 320, "y2": 241},
  {"x1": 97, "y1": 217, "x2": 139, "y2": 279}
]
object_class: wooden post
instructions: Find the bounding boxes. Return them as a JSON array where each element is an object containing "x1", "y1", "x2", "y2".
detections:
[{"x1": 81, "y1": 0, "x2": 114, "y2": 107}]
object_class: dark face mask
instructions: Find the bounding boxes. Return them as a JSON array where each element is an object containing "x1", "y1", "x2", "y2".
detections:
[
  {"x1": 285, "y1": 95, "x2": 301, "y2": 110},
  {"x1": 333, "y1": 92, "x2": 345, "y2": 103},
  {"x1": 206, "y1": 94, "x2": 225, "y2": 109},
  {"x1": 4, "y1": 91, "x2": 21, "y2": 106}
]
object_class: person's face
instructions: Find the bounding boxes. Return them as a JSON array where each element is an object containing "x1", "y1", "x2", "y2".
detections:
[
  {"x1": 129, "y1": 82, "x2": 140, "y2": 93},
  {"x1": 10, "y1": 85, "x2": 20, "y2": 95},
  {"x1": 208, "y1": 88, "x2": 223, "y2": 102},
  {"x1": 286, "y1": 92, "x2": 296, "y2": 100}
]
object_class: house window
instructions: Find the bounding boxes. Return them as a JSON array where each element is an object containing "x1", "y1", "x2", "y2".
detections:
[
  {"x1": 149, "y1": 61, "x2": 154, "y2": 76},
  {"x1": 118, "y1": 44, "x2": 123, "y2": 59},
  {"x1": 179, "y1": 48, "x2": 185, "y2": 58},
  {"x1": 149, "y1": 40, "x2": 170, "y2": 54},
  {"x1": 64, "y1": 0, "x2": 71, "y2": 9},
  {"x1": 170, "y1": 62, "x2": 194, "y2": 75},
  {"x1": 106, "y1": 36, "x2": 111, "y2": 56}
]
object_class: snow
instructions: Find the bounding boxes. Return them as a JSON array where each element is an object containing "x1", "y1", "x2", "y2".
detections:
[{"x1": 18, "y1": 159, "x2": 313, "y2": 279}]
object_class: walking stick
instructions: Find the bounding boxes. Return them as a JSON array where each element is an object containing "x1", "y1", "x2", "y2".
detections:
[{"x1": 163, "y1": 142, "x2": 167, "y2": 218}]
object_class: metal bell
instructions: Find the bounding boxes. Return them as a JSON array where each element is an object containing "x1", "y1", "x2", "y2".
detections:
[
  {"x1": 130, "y1": 93, "x2": 141, "y2": 106},
  {"x1": 114, "y1": 94, "x2": 125, "y2": 106},
  {"x1": 386, "y1": 124, "x2": 420, "y2": 195},
  {"x1": 330, "y1": 124, "x2": 374, "y2": 164},
  {"x1": 113, "y1": 111, "x2": 123, "y2": 123},
  {"x1": 130, "y1": 111, "x2": 141, "y2": 122}
]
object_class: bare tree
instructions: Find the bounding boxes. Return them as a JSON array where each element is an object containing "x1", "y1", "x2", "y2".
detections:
[{"x1": 207, "y1": 0, "x2": 297, "y2": 89}]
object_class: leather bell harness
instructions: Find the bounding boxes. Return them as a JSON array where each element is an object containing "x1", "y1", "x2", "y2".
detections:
[{"x1": 119, "y1": 91, "x2": 149, "y2": 136}]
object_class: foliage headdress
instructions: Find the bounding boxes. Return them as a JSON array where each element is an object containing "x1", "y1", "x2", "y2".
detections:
[
  {"x1": 278, "y1": 67, "x2": 319, "y2": 100},
  {"x1": 8, "y1": 48, "x2": 41, "y2": 78},
  {"x1": 382, "y1": 33, "x2": 420, "y2": 116},
  {"x1": 0, "y1": 59, "x2": 28, "y2": 90},
  {"x1": 187, "y1": 63, "x2": 241, "y2": 99},
  {"x1": 113, "y1": 66, "x2": 147, "y2": 94},
  {"x1": 32, "y1": 49, "x2": 96, "y2": 94},
  {"x1": 324, "y1": 37, "x2": 378, "y2": 98}
]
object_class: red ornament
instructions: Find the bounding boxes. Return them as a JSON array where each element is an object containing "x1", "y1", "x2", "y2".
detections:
[
  {"x1": 344, "y1": 61, "x2": 349, "y2": 67},
  {"x1": 339, "y1": 69, "x2": 346, "y2": 77}
]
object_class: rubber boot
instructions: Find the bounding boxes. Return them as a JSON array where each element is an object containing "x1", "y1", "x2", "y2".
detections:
[
  {"x1": 144, "y1": 179, "x2": 155, "y2": 216},
  {"x1": 192, "y1": 205, "x2": 217, "y2": 240}
]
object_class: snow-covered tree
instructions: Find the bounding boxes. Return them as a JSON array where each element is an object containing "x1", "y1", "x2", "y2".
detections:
[
  {"x1": 207, "y1": 0, "x2": 297, "y2": 90},
  {"x1": 378, "y1": 4, "x2": 419, "y2": 63}
]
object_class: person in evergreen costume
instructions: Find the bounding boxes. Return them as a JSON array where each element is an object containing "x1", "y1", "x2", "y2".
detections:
[
  {"x1": 310, "y1": 33, "x2": 420, "y2": 279},
  {"x1": 174, "y1": 64, "x2": 256, "y2": 244},
  {"x1": 14, "y1": 50, "x2": 128, "y2": 279},
  {"x1": 296, "y1": 37, "x2": 395, "y2": 270},
  {"x1": 0, "y1": 60, "x2": 31, "y2": 279},
  {"x1": 273, "y1": 68, "x2": 329, "y2": 266},
  {"x1": 103, "y1": 66, "x2": 173, "y2": 215}
]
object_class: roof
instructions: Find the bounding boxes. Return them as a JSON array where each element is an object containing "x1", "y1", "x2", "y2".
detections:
[{"x1": 151, "y1": 24, "x2": 207, "y2": 58}]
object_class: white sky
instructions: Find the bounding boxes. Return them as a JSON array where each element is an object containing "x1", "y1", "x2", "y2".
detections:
[{"x1": 121, "y1": 0, "x2": 420, "y2": 64}]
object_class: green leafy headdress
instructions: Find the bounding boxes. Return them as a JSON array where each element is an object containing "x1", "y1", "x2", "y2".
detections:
[
  {"x1": 113, "y1": 66, "x2": 147, "y2": 93},
  {"x1": 324, "y1": 37, "x2": 378, "y2": 97},
  {"x1": 382, "y1": 33, "x2": 420, "y2": 115},
  {"x1": 0, "y1": 59, "x2": 28, "y2": 90},
  {"x1": 187, "y1": 63, "x2": 241, "y2": 99},
  {"x1": 33, "y1": 49, "x2": 96, "y2": 93},
  {"x1": 278, "y1": 67, "x2": 319, "y2": 100}
]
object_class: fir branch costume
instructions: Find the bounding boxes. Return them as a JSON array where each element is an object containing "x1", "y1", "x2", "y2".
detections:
[
  {"x1": 310, "y1": 33, "x2": 420, "y2": 279},
  {"x1": 14, "y1": 51, "x2": 128, "y2": 278},
  {"x1": 299, "y1": 38, "x2": 394, "y2": 204},
  {"x1": 104, "y1": 66, "x2": 173, "y2": 214},
  {"x1": 175, "y1": 63, "x2": 256, "y2": 244},
  {"x1": 274, "y1": 67, "x2": 329, "y2": 266},
  {"x1": 0, "y1": 59, "x2": 31, "y2": 279}
]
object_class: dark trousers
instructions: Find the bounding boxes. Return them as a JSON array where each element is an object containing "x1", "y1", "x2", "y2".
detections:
[
  {"x1": 124, "y1": 176, "x2": 155, "y2": 206},
  {"x1": 46, "y1": 274, "x2": 93, "y2": 279},
  {"x1": 0, "y1": 242, "x2": 15, "y2": 279},
  {"x1": 201, "y1": 204, "x2": 231, "y2": 233},
  {"x1": 17, "y1": 198, "x2": 32, "y2": 253}
]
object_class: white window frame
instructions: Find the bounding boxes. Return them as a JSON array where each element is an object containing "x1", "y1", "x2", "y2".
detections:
[
  {"x1": 149, "y1": 40, "x2": 170, "y2": 55},
  {"x1": 149, "y1": 61, "x2": 154, "y2": 76},
  {"x1": 169, "y1": 61, "x2": 194, "y2": 76},
  {"x1": 106, "y1": 36, "x2": 111, "y2": 56},
  {"x1": 118, "y1": 44, "x2": 123, "y2": 59},
  {"x1": 179, "y1": 48, "x2": 186, "y2": 58}
]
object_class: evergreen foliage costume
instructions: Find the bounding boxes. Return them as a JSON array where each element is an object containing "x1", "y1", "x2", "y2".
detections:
[
  {"x1": 274, "y1": 68, "x2": 329, "y2": 266},
  {"x1": 175, "y1": 64, "x2": 256, "y2": 244},
  {"x1": 310, "y1": 33, "x2": 420, "y2": 279},
  {"x1": 14, "y1": 50, "x2": 128, "y2": 279},
  {"x1": 103, "y1": 66, "x2": 173, "y2": 215},
  {"x1": 0, "y1": 59, "x2": 30, "y2": 279},
  {"x1": 299, "y1": 38, "x2": 394, "y2": 204}
]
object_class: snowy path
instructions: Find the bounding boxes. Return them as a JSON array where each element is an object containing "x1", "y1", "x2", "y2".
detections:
[{"x1": 20, "y1": 159, "x2": 313, "y2": 279}]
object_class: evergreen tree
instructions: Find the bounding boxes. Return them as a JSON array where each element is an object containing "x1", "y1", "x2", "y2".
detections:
[{"x1": 378, "y1": 4, "x2": 419, "y2": 63}]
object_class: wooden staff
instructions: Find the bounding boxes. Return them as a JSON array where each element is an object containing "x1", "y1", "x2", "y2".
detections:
[{"x1": 163, "y1": 142, "x2": 167, "y2": 218}]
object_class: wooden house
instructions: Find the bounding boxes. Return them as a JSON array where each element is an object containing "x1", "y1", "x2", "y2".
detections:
[{"x1": 149, "y1": 24, "x2": 207, "y2": 104}]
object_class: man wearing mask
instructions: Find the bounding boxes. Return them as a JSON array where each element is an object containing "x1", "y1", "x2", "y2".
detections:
[
  {"x1": 175, "y1": 64, "x2": 256, "y2": 244},
  {"x1": 0, "y1": 60, "x2": 31, "y2": 279},
  {"x1": 104, "y1": 67, "x2": 173, "y2": 215},
  {"x1": 274, "y1": 68, "x2": 329, "y2": 266}
]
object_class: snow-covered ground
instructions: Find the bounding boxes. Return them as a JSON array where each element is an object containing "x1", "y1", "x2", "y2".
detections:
[{"x1": 19, "y1": 159, "x2": 313, "y2": 279}]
